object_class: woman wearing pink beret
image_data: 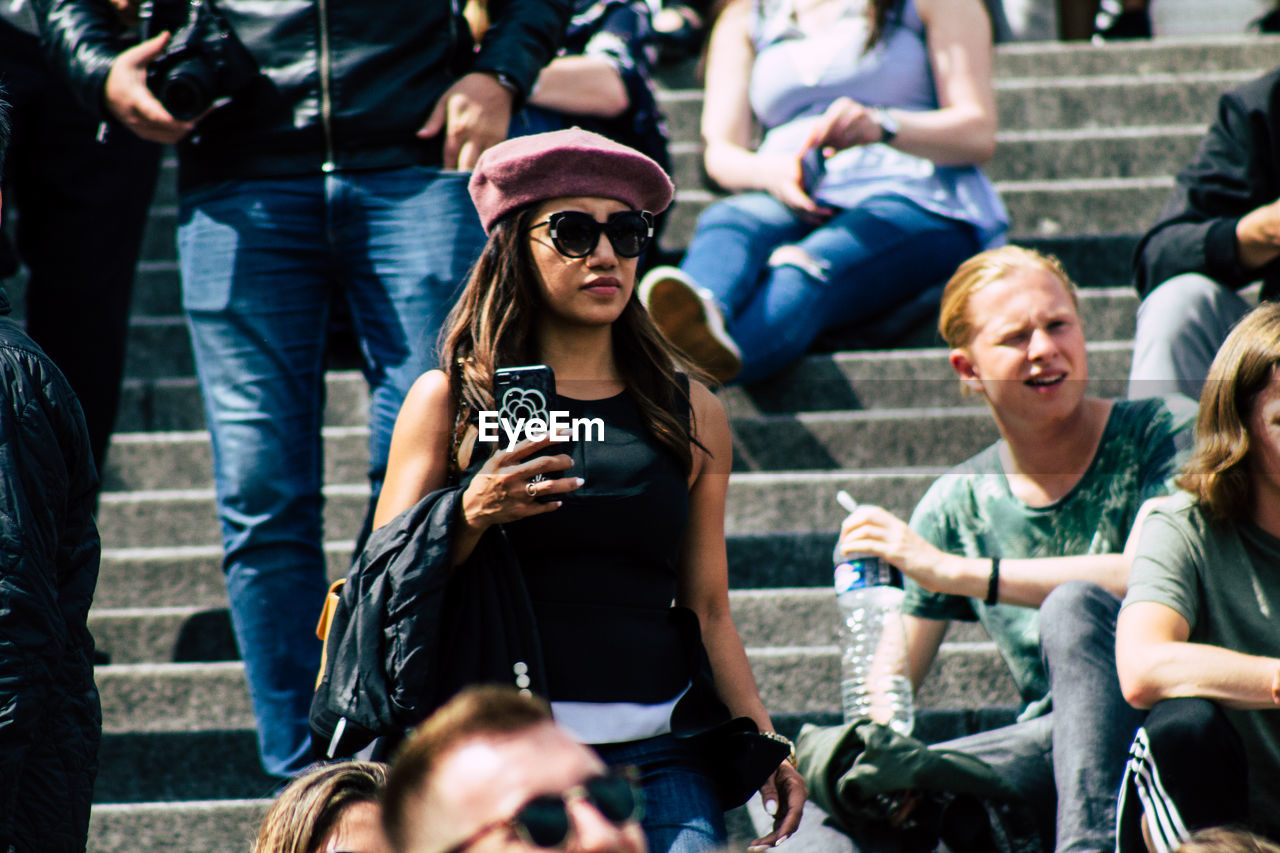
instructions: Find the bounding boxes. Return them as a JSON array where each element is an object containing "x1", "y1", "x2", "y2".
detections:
[{"x1": 371, "y1": 128, "x2": 806, "y2": 853}]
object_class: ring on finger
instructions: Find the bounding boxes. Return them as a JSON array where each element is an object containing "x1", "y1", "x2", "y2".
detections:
[{"x1": 525, "y1": 481, "x2": 538, "y2": 498}]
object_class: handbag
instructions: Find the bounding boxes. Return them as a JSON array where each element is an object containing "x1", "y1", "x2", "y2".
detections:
[
  {"x1": 668, "y1": 606, "x2": 793, "y2": 809},
  {"x1": 684, "y1": 716, "x2": 793, "y2": 810}
]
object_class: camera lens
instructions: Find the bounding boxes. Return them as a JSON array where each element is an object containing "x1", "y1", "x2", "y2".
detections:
[{"x1": 160, "y1": 63, "x2": 216, "y2": 121}]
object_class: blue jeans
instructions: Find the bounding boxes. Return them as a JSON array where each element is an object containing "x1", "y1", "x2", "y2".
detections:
[
  {"x1": 936, "y1": 582, "x2": 1144, "y2": 852},
  {"x1": 177, "y1": 166, "x2": 485, "y2": 776},
  {"x1": 679, "y1": 193, "x2": 981, "y2": 383},
  {"x1": 1127, "y1": 272, "x2": 1252, "y2": 401},
  {"x1": 595, "y1": 734, "x2": 728, "y2": 853}
]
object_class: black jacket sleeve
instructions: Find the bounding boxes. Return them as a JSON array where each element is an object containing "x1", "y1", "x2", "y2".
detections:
[
  {"x1": 0, "y1": 329, "x2": 100, "y2": 840},
  {"x1": 35, "y1": 0, "x2": 127, "y2": 121},
  {"x1": 472, "y1": 0, "x2": 575, "y2": 101},
  {"x1": 1133, "y1": 68, "x2": 1280, "y2": 297}
]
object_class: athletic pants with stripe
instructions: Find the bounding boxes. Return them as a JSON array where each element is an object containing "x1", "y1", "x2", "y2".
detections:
[{"x1": 1116, "y1": 698, "x2": 1252, "y2": 852}]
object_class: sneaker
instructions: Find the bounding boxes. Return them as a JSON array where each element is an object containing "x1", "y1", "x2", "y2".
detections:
[
  {"x1": 1092, "y1": 0, "x2": 1151, "y2": 41},
  {"x1": 639, "y1": 266, "x2": 743, "y2": 384},
  {"x1": 1252, "y1": 6, "x2": 1280, "y2": 32}
]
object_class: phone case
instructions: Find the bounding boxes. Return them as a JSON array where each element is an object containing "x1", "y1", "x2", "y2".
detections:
[{"x1": 493, "y1": 365, "x2": 562, "y2": 499}]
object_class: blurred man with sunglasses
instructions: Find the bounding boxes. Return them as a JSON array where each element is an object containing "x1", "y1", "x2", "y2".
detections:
[{"x1": 384, "y1": 686, "x2": 647, "y2": 853}]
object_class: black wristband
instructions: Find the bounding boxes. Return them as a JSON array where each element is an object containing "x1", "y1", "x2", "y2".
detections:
[{"x1": 985, "y1": 557, "x2": 1000, "y2": 606}]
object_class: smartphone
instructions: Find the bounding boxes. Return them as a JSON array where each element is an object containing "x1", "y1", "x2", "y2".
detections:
[
  {"x1": 493, "y1": 364, "x2": 563, "y2": 499},
  {"x1": 800, "y1": 146, "x2": 826, "y2": 194}
]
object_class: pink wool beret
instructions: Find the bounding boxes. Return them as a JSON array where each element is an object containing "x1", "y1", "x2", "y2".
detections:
[{"x1": 468, "y1": 128, "x2": 674, "y2": 233}]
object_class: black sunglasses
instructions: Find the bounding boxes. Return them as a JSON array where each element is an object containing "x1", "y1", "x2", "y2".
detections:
[
  {"x1": 444, "y1": 766, "x2": 643, "y2": 852},
  {"x1": 530, "y1": 210, "x2": 654, "y2": 258}
]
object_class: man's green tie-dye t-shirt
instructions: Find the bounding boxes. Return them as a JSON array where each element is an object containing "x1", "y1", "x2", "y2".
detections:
[{"x1": 904, "y1": 395, "x2": 1196, "y2": 719}]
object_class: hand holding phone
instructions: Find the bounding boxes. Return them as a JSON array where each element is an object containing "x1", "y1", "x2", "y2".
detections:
[
  {"x1": 800, "y1": 146, "x2": 826, "y2": 194},
  {"x1": 493, "y1": 364, "x2": 570, "y2": 502}
]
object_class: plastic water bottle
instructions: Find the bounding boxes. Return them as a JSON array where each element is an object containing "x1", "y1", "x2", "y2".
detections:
[{"x1": 834, "y1": 494, "x2": 914, "y2": 735}]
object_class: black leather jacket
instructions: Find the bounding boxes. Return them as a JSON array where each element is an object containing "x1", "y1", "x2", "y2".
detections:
[
  {"x1": 39, "y1": 0, "x2": 573, "y2": 190},
  {"x1": 0, "y1": 290, "x2": 102, "y2": 852}
]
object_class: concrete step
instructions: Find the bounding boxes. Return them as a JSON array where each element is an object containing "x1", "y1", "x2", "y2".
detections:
[
  {"x1": 992, "y1": 70, "x2": 1254, "y2": 132},
  {"x1": 990, "y1": 126, "x2": 1202, "y2": 182},
  {"x1": 96, "y1": 731, "x2": 276, "y2": 803},
  {"x1": 111, "y1": 336, "x2": 1134, "y2": 440},
  {"x1": 716, "y1": 340, "x2": 1131, "y2": 415},
  {"x1": 110, "y1": 273, "x2": 1135, "y2": 387},
  {"x1": 93, "y1": 470, "x2": 938, "y2": 550},
  {"x1": 140, "y1": 171, "x2": 1164, "y2": 261},
  {"x1": 651, "y1": 36, "x2": 1280, "y2": 91},
  {"x1": 991, "y1": 34, "x2": 1280, "y2": 79},
  {"x1": 103, "y1": 427, "x2": 368, "y2": 492},
  {"x1": 88, "y1": 531, "x2": 849, "y2": 615},
  {"x1": 89, "y1": 588, "x2": 995, "y2": 665},
  {"x1": 670, "y1": 125, "x2": 1204, "y2": 194},
  {"x1": 102, "y1": 410, "x2": 996, "y2": 492},
  {"x1": 115, "y1": 370, "x2": 372, "y2": 433},
  {"x1": 99, "y1": 662, "x2": 254, "y2": 733},
  {"x1": 93, "y1": 643, "x2": 1012, "y2": 736},
  {"x1": 96, "y1": 229, "x2": 1139, "y2": 340},
  {"x1": 89, "y1": 800, "x2": 266, "y2": 853},
  {"x1": 656, "y1": 71, "x2": 1252, "y2": 145},
  {"x1": 659, "y1": 179, "x2": 1171, "y2": 254},
  {"x1": 752, "y1": 644, "x2": 1020, "y2": 714},
  {"x1": 94, "y1": 544, "x2": 353, "y2": 611}
]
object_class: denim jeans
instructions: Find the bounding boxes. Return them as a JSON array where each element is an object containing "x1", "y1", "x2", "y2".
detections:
[
  {"x1": 1127, "y1": 272, "x2": 1252, "y2": 401},
  {"x1": 936, "y1": 582, "x2": 1144, "y2": 852},
  {"x1": 679, "y1": 192, "x2": 981, "y2": 383},
  {"x1": 178, "y1": 166, "x2": 485, "y2": 776},
  {"x1": 595, "y1": 734, "x2": 728, "y2": 853}
]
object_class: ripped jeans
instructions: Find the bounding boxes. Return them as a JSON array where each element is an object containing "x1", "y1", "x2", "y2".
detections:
[{"x1": 679, "y1": 192, "x2": 981, "y2": 382}]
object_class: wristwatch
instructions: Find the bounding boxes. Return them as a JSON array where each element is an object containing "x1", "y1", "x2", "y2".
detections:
[{"x1": 872, "y1": 107, "x2": 899, "y2": 145}]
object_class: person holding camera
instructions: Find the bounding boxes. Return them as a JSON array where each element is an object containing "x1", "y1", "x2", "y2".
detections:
[
  {"x1": 0, "y1": 1, "x2": 160, "y2": 489},
  {"x1": 41, "y1": 0, "x2": 573, "y2": 778}
]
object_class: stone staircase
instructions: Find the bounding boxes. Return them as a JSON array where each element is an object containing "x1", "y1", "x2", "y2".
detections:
[{"x1": 3, "y1": 33, "x2": 1274, "y2": 852}]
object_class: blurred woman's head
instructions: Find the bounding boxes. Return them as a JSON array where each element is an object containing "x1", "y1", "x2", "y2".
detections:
[
  {"x1": 253, "y1": 761, "x2": 390, "y2": 853},
  {"x1": 1178, "y1": 302, "x2": 1280, "y2": 522}
]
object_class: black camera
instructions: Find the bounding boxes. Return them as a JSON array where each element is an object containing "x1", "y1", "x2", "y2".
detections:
[{"x1": 140, "y1": 0, "x2": 258, "y2": 121}]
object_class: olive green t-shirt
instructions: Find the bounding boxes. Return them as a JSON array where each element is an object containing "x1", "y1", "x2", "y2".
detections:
[
  {"x1": 904, "y1": 395, "x2": 1196, "y2": 719},
  {"x1": 1124, "y1": 491, "x2": 1280, "y2": 827}
]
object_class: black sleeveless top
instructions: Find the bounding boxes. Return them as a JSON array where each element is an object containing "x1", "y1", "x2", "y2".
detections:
[{"x1": 468, "y1": 389, "x2": 692, "y2": 704}]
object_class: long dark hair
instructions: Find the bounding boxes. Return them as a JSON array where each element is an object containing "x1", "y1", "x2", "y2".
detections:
[
  {"x1": 439, "y1": 206, "x2": 705, "y2": 475},
  {"x1": 864, "y1": 0, "x2": 905, "y2": 52}
]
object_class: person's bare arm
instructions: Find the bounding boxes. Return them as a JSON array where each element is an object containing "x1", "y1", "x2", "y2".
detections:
[
  {"x1": 904, "y1": 614, "x2": 948, "y2": 692},
  {"x1": 1116, "y1": 601, "x2": 1280, "y2": 711},
  {"x1": 805, "y1": 0, "x2": 996, "y2": 165},
  {"x1": 675, "y1": 382, "x2": 805, "y2": 848},
  {"x1": 372, "y1": 371, "x2": 581, "y2": 564},
  {"x1": 699, "y1": 0, "x2": 824, "y2": 217},
  {"x1": 527, "y1": 55, "x2": 628, "y2": 117},
  {"x1": 839, "y1": 505, "x2": 1130, "y2": 606}
]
